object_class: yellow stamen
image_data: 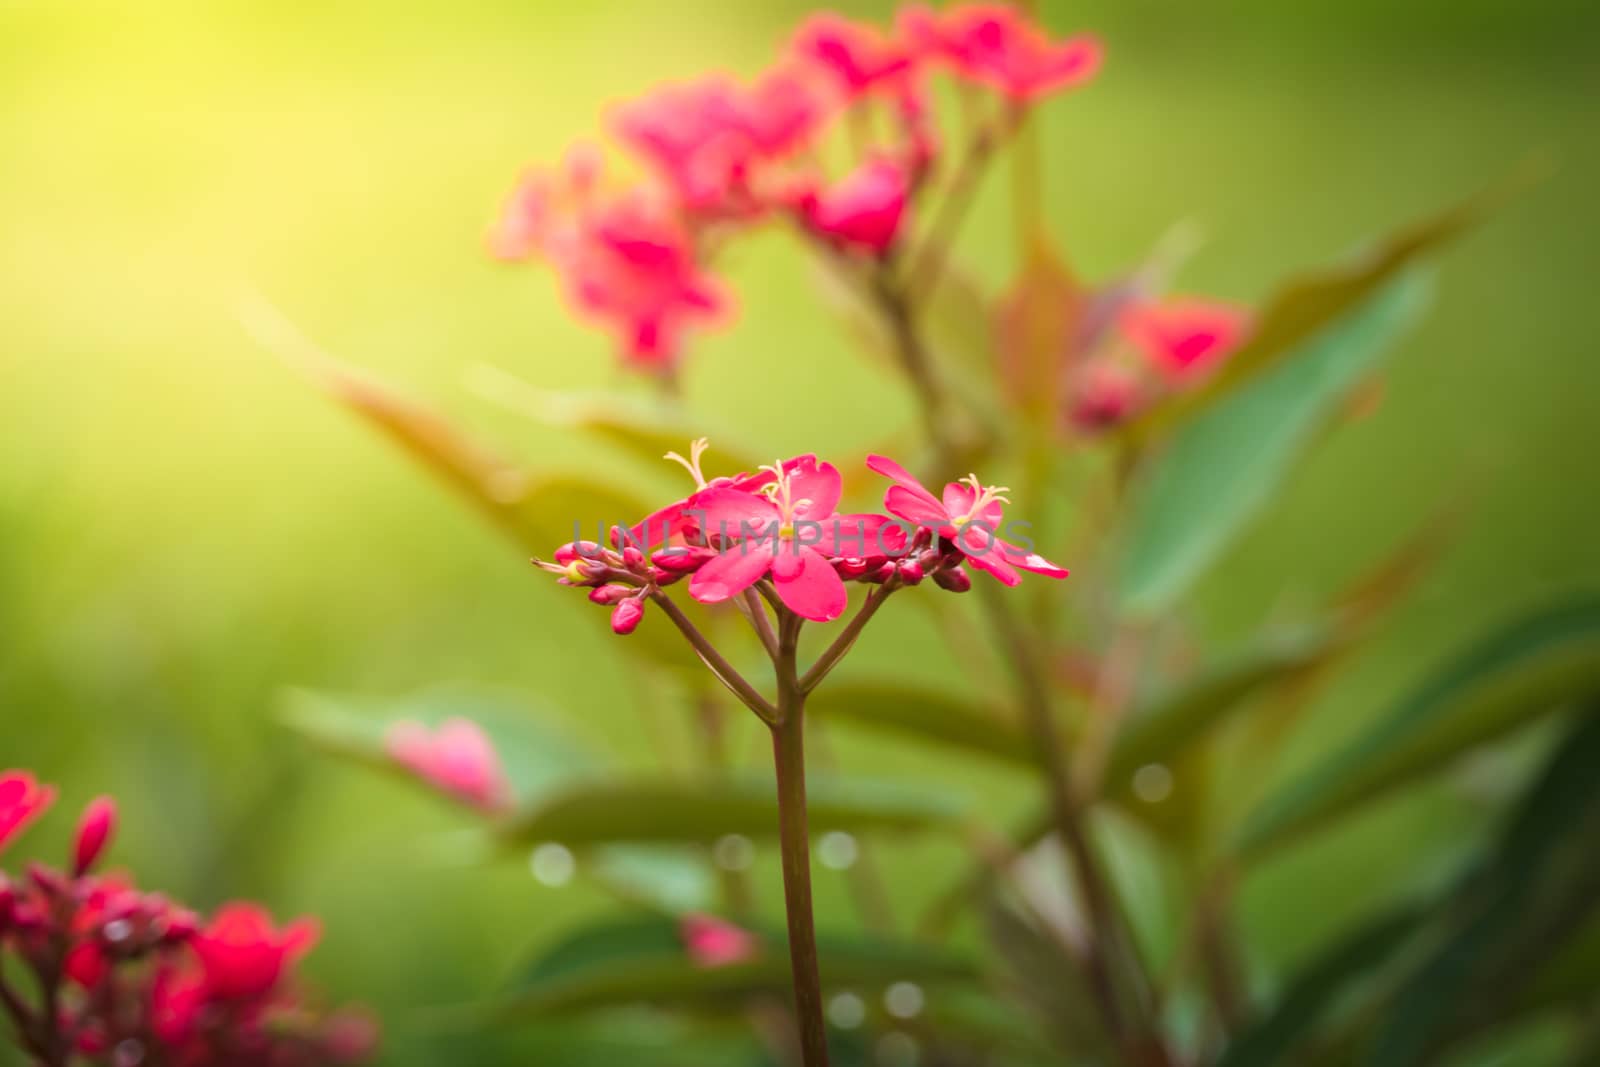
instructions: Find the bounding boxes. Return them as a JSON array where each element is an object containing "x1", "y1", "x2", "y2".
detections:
[{"x1": 663, "y1": 437, "x2": 712, "y2": 489}]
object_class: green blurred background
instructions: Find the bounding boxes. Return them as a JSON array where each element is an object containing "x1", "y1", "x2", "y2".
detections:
[{"x1": 2, "y1": 1, "x2": 1597, "y2": 1063}]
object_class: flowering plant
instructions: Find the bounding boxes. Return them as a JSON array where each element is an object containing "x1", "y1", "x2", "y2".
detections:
[
  {"x1": 0, "y1": 772, "x2": 375, "y2": 1067},
  {"x1": 235, "y1": 3, "x2": 1600, "y2": 1067}
]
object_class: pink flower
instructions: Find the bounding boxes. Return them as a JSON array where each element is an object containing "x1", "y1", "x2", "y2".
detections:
[
  {"x1": 1119, "y1": 298, "x2": 1252, "y2": 381},
  {"x1": 384, "y1": 718, "x2": 513, "y2": 812},
  {"x1": 791, "y1": 13, "x2": 914, "y2": 98},
  {"x1": 801, "y1": 158, "x2": 911, "y2": 256},
  {"x1": 867, "y1": 455, "x2": 1069, "y2": 586},
  {"x1": 680, "y1": 913, "x2": 759, "y2": 968},
  {"x1": 191, "y1": 903, "x2": 320, "y2": 1001},
  {"x1": 612, "y1": 70, "x2": 823, "y2": 219},
  {"x1": 688, "y1": 456, "x2": 902, "y2": 622},
  {"x1": 559, "y1": 196, "x2": 730, "y2": 371},
  {"x1": 1069, "y1": 362, "x2": 1144, "y2": 431},
  {"x1": 0, "y1": 771, "x2": 55, "y2": 855},
  {"x1": 903, "y1": 3, "x2": 1102, "y2": 102},
  {"x1": 72, "y1": 796, "x2": 116, "y2": 876}
]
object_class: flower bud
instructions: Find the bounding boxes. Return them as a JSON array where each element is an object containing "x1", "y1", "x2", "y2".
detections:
[
  {"x1": 933, "y1": 565, "x2": 972, "y2": 593},
  {"x1": 653, "y1": 547, "x2": 712, "y2": 574},
  {"x1": 621, "y1": 546, "x2": 646, "y2": 569},
  {"x1": 833, "y1": 557, "x2": 874, "y2": 580},
  {"x1": 28, "y1": 862, "x2": 69, "y2": 898},
  {"x1": 553, "y1": 541, "x2": 604, "y2": 564},
  {"x1": 896, "y1": 560, "x2": 925, "y2": 586},
  {"x1": 588, "y1": 584, "x2": 632, "y2": 606},
  {"x1": 610, "y1": 597, "x2": 646, "y2": 635},
  {"x1": 73, "y1": 797, "x2": 117, "y2": 877}
]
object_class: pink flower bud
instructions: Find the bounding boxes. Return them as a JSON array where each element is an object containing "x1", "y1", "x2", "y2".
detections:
[
  {"x1": 28, "y1": 863, "x2": 69, "y2": 897},
  {"x1": 896, "y1": 559, "x2": 925, "y2": 585},
  {"x1": 833, "y1": 557, "x2": 875, "y2": 580},
  {"x1": 621, "y1": 546, "x2": 646, "y2": 569},
  {"x1": 610, "y1": 597, "x2": 647, "y2": 635},
  {"x1": 933, "y1": 565, "x2": 973, "y2": 593},
  {"x1": 73, "y1": 797, "x2": 117, "y2": 877},
  {"x1": 653, "y1": 546, "x2": 713, "y2": 573},
  {"x1": 588, "y1": 584, "x2": 632, "y2": 605}
]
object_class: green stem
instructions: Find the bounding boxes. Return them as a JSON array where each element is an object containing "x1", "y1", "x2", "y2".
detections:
[
  {"x1": 772, "y1": 615, "x2": 831, "y2": 1067},
  {"x1": 650, "y1": 591, "x2": 777, "y2": 722}
]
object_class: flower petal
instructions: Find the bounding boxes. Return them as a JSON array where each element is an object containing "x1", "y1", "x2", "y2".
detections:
[
  {"x1": 689, "y1": 543, "x2": 775, "y2": 603},
  {"x1": 996, "y1": 537, "x2": 1071, "y2": 579},
  {"x1": 814, "y1": 513, "x2": 912, "y2": 558},
  {"x1": 774, "y1": 548, "x2": 849, "y2": 622},
  {"x1": 785, "y1": 455, "x2": 843, "y2": 520},
  {"x1": 687, "y1": 487, "x2": 780, "y2": 546},
  {"x1": 963, "y1": 544, "x2": 1022, "y2": 586},
  {"x1": 866, "y1": 454, "x2": 942, "y2": 508},
  {"x1": 885, "y1": 485, "x2": 950, "y2": 528}
]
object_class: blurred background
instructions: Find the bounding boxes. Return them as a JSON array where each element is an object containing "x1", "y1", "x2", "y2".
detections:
[{"x1": 2, "y1": 1, "x2": 1597, "y2": 1063}]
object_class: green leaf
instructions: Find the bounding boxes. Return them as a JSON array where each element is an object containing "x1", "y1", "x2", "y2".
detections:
[
  {"x1": 1367, "y1": 708, "x2": 1600, "y2": 1065},
  {"x1": 1117, "y1": 270, "x2": 1431, "y2": 617},
  {"x1": 1105, "y1": 622, "x2": 1345, "y2": 793},
  {"x1": 981, "y1": 899, "x2": 1116, "y2": 1060},
  {"x1": 807, "y1": 681, "x2": 1035, "y2": 766},
  {"x1": 498, "y1": 775, "x2": 966, "y2": 848},
  {"x1": 1238, "y1": 597, "x2": 1600, "y2": 858},
  {"x1": 1216, "y1": 905, "x2": 1424, "y2": 1067},
  {"x1": 281, "y1": 685, "x2": 599, "y2": 808},
  {"x1": 1126, "y1": 173, "x2": 1522, "y2": 443},
  {"x1": 498, "y1": 915, "x2": 978, "y2": 1020},
  {"x1": 467, "y1": 368, "x2": 765, "y2": 478}
]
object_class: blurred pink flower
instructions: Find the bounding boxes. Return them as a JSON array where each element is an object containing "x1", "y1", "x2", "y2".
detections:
[
  {"x1": 801, "y1": 157, "x2": 912, "y2": 256},
  {"x1": 0, "y1": 770, "x2": 55, "y2": 855},
  {"x1": 1119, "y1": 297, "x2": 1252, "y2": 381},
  {"x1": 868, "y1": 454, "x2": 1070, "y2": 586},
  {"x1": 791, "y1": 12, "x2": 914, "y2": 98},
  {"x1": 612, "y1": 70, "x2": 823, "y2": 219},
  {"x1": 191, "y1": 903, "x2": 320, "y2": 1001},
  {"x1": 680, "y1": 913, "x2": 759, "y2": 968},
  {"x1": 902, "y1": 3, "x2": 1102, "y2": 102},
  {"x1": 1068, "y1": 362, "x2": 1144, "y2": 431},
  {"x1": 384, "y1": 717, "x2": 513, "y2": 812}
]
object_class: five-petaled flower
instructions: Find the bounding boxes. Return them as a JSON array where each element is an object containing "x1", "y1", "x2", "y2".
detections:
[
  {"x1": 868, "y1": 455, "x2": 1070, "y2": 586},
  {"x1": 688, "y1": 455, "x2": 887, "y2": 622}
]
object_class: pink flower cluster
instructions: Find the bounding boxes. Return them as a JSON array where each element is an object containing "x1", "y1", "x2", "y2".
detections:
[
  {"x1": 0, "y1": 771, "x2": 375, "y2": 1067},
  {"x1": 492, "y1": 4, "x2": 1102, "y2": 374},
  {"x1": 539, "y1": 443, "x2": 1066, "y2": 628},
  {"x1": 1066, "y1": 296, "x2": 1253, "y2": 431}
]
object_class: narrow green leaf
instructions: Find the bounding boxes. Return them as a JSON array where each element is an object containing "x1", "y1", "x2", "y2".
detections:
[
  {"x1": 1216, "y1": 905, "x2": 1424, "y2": 1067},
  {"x1": 807, "y1": 681, "x2": 1035, "y2": 766},
  {"x1": 498, "y1": 775, "x2": 966, "y2": 848},
  {"x1": 982, "y1": 899, "x2": 1116, "y2": 1060},
  {"x1": 1127, "y1": 173, "x2": 1523, "y2": 442},
  {"x1": 498, "y1": 916, "x2": 977, "y2": 1020},
  {"x1": 1368, "y1": 708, "x2": 1600, "y2": 1065},
  {"x1": 467, "y1": 368, "x2": 765, "y2": 477},
  {"x1": 1118, "y1": 271, "x2": 1431, "y2": 617},
  {"x1": 1105, "y1": 622, "x2": 1343, "y2": 792},
  {"x1": 1238, "y1": 598, "x2": 1600, "y2": 858}
]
